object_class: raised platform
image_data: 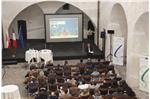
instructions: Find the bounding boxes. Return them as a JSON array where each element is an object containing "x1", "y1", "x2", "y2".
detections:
[{"x1": 2, "y1": 39, "x2": 104, "y2": 64}]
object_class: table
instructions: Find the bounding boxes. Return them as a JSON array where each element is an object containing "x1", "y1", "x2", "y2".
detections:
[
  {"x1": 39, "y1": 49, "x2": 53, "y2": 64},
  {"x1": 1, "y1": 85, "x2": 21, "y2": 99},
  {"x1": 25, "y1": 49, "x2": 40, "y2": 63}
]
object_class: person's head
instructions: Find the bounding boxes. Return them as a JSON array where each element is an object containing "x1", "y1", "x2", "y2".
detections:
[
  {"x1": 64, "y1": 60, "x2": 68, "y2": 65},
  {"x1": 87, "y1": 58, "x2": 91, "y2": 62},
  {"x1": 60, "y1": 87, "x2": 68, "y2": 94},
  {"x1": 97, "y1": 58, "x2": 101, "y2": 62},
  {"x1": 30, "y1": 63, "x2": 36, "y2": 70},
  {"x1": 57, "y1": 64, "x2": 60, "y2": 68},
  {"x1": 51, "y1": 91, "x2": 56, "y2": 96},
  {"x1": 80, "y1": 59, "x2": 83, "y2": 63},
  {"x1": 39, "y1": 70, "x2": 45, "y2": 76},
  {"x1": 93, "y1": 68, "x2": 97, "y2": 71}
]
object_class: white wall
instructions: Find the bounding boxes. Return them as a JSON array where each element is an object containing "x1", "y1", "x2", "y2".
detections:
[
  {"x1": 9, "y1": 4, "x2": 45, "y2": 39},
  {"x1": 56, "y1": 4, "x2": 95, "y2": 39},
  {"x1": 102, "y1": 3, "x2": 128, "y2": 63},
  {"x1": 2, "y1": 0, "x2": 98, "y2": 48},
  {"x1": 99, "y1": 1, "x2": 148, "y2": 88},
  {"x1": 37, "y1": 1, "x2": 65, "y2": 13},
  {"x1": 8, "y1": 1, "x2": 95, "y2": 40}
]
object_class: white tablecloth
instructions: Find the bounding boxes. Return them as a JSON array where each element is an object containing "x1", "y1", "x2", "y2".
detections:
[
  {"x1": 39, "y1": 49, "x2": 53, "y2": 64},
  {"x1": 25, "y1": 49, "x2": 40, "y2": 63},
  {"x1": 1, "y1": 85, "x2": 21, "y2": 99}
]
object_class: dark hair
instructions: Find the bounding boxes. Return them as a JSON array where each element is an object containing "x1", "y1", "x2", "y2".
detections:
[
  {"x1": 80, "y1": 59, "x2": 83, "y2": 63},
  {"x1": 64, "y1": 60, "x2": 68, "y2": 65},
  {"x1": 62, "y1": 87, "x2": 68, "y2": 94},
  {"x1": 88, "y1": 20, "x2": 95, "y2": 31}
]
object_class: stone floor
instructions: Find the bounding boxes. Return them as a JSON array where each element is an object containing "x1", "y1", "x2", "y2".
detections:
[{"x1": 2, "y1": 60, "x2": 149, "y2": 99}]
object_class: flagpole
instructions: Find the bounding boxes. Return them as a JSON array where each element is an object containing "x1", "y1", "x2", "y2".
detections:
[{"x1": 12, "y1": 28, "x2": 17, "y2": 58}]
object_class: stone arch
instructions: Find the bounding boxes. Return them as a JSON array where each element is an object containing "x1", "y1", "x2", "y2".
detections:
[
  {"x1": 133, "y1": 12, "x2": 149, "y2": 55},
  {"x1": 127, "y1": 11, "x2": 149, "y2": 89},
  {"x1": 8, "y1": 1, "x2": 97, "y2": 40},
  {"x1": 55, "y1": 3, "x2": 96, "y2": 39},
  {"x1": 106, "y1": 3, "x2": 127, "y2": 64},
  {"x1": 8, "y1": 4, "x2": 45, "y2": 39},
  {"x1": 3, "y1": 0, "x2": 98, "y2": 48},
  {"x1": 6, "y1": 0, "x2": 97, "y2": 33}
]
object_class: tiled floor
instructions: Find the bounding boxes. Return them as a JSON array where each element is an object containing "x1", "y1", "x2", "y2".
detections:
[{"x1": 2, "y1": 60, "x2": 149, "y2": 99}]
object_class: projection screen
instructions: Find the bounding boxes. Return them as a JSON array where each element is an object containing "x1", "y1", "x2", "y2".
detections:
[{"x1": 45, "y1": 14, "x2": 83, "y2": 42}]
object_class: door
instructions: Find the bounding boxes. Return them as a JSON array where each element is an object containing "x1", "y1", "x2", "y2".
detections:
[{"x1": 17, "y1": 20, "x2": 27, "y2": 41}]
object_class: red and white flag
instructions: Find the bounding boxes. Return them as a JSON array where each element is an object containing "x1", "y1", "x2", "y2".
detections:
[
  {"x1": 5, "y1": 30, "x2": 11, "y2": 48},
  {"x1": 12, "y1": 32, "x2": 17, "y2": 48}
]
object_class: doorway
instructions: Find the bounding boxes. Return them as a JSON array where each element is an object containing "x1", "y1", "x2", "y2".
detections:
[{"x1": 17, "y1": 20, "x2": 27, "y2": 41}]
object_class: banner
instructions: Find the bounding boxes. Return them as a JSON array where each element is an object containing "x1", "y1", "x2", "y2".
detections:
[
  {"x1": 19, "y1": 26, "x2": 25, "y2": 48},
  {"x1": 112, "y1": 36, "x2": 124, "y2": 65},
  {"x1": 139, "y1": 56, "x2": 149, "y2": 92}
]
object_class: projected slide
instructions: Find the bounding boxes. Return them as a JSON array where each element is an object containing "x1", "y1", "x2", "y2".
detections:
[
  {"x1": 45, "y1": 14, "x2": 82, "y2": 42},
  {"x1": 49, "y1": 18, "x2": 78, "y2": 39}
]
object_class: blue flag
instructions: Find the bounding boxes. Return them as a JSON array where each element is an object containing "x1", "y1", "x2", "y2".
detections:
[{"x1": 19, "y1": 26, "x2": 25, "y2": 48}]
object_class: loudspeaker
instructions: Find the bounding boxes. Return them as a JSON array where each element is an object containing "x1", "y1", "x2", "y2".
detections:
[
  {"x1": 101, "y1": 32, "x2": 106, "y2": 38},
  {"x1": 107, "y1": 30, "x2": 114, "y2": 34},
  {"x1": 63, "y1": 4, "x2": 69, "y2": 10}
]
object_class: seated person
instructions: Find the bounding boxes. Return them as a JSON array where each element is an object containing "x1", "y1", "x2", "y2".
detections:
[
  {"x1": 83, "y1": 69, "x2": 91, "y2": 82},
  {"x1": 24, "y1": 72, "x2": 35, "y2": 84},
  {"x1": 37, "y1": 71, "x2": 47, "y2": 89},
  {"x1": 25, "y1": 63, "x2": 38, "y2": 78},
  {"x1": 63, "y1": 61, "x2": 71, "y2": 77},
  {"x1": 35, "y1": 88, "x2": 48, "y2": 99},
  {"x1": 91, "y1": 68, "x2": 100, "y2": 82},
  {"x1": 49, "y1": 84, "x2": 57, "y2": 92},
  {"x1": 120, "y1": 80, "x2": 136, "y2": 97},
  {"x1": 70, "y1": 78, "x2": 77, "y2": 86},
  {"x1": 69, "y1": 85, "x2": 80, "y2": 97},
  {"x1": 78, "y1": 84, "x2": 94, "y2": 99},
  {"x1": 49, "y1": 91, "x2": 58, "y2": 99},
  {"x1": 48, "y1": 70, "x2": 56, "y2": 84},
  {"x1": 99, "y1": 85, "x2": 108, "y2": 96},
  {"x1": 59, "y1": 87, "x2": 69, "y2": 99},
  {"x1": 77, "y1": 59, "x2": 85, "y2": 75},
  {"x1": 86, "y1": 58, "x2": 96, "y2": 69},
  {"x1": 55, "y1": 64, "x2": 63, "y2": 76},
  {"x1": 27, "y1": 77, "x2": 39, "y2": 95},
  {"x1": 55, "y1": 64, "x2": 64, "y2": 83},
  {"x1": 71, "y1": 66, "x2": 79, "y2": 76},
  {"x1": 93, "y1": 88, "x2": 102, "y2": 99}
]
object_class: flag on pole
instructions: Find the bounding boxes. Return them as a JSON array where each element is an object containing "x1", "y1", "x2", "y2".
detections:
[
  {"x1": 19, "y1": 26, "x2": 25, "y2": 48},
  {"x1": 6, "y1": 30, "x2": 11, "y2": 48},
  {"x1": 12, "y1": 30, "x2": 17, "y2": 48}
]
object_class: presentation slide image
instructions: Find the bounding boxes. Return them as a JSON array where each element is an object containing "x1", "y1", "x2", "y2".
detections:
[{"x1": 49, "y1": 18, "x2": 78, "y2": 39}]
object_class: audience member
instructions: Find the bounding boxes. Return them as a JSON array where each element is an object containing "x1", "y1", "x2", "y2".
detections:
[
  {"x1": 48, "y1": 70, "x2": 56, "y2": 84},
  {"x1": 35, "y1": 88, "x2": 48, "y2": 99},
  {"x1": 23, "y1": 58, "x2": 136, "y2": 99},
  {"x1": 59, "y1": 87, "x2": 69, "y2": 99},
  {"x1": 28, "y1": 77, "x2": 39, "y2": 96},
  {"x1": 69, "y1": 84, "x2": 80, "y2": 97},
  {"x1": 37, "y1": 71, "x2": 47, "y2": 89},
  {"x1": 64, "y1": 60, "x2": 71, "y2": 77},
  {"x1": 49, "y1": 91, "x2": 58, "y2": 99},
  {"x1": 91, "y1": 68, "x2": 100, "y2": 82},
  {"x1": 56, "y1": 64, "x2": 64, "y2": 83},
  {"x1": 78, "y1": 59, "x2": 85, "y2": 75}
]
